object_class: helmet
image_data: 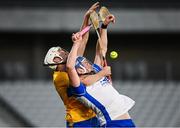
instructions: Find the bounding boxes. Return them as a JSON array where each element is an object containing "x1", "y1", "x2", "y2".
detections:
[
  {"x1": 75, "y1": 56, "x2": 87, "y2": 74},
  {"x1": 44, "y1": 46, "x2": 69, "y2": 70},
  {"x1": 75, "y1": 56, "x2": 93, "y2": 75}
]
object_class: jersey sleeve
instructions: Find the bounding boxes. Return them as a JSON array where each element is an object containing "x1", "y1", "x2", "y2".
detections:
[{"x1": 70, "y1": 83, "x2": 86, "y2": 96}]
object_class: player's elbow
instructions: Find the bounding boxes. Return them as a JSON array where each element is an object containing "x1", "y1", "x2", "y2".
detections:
[{"x1": 102, "y1": 48, "x2": 107, "y2": 54}]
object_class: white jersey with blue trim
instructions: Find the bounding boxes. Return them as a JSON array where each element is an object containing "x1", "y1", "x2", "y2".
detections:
[{"x1": 74, "y1": 63, "x2": 135, "y2": 126}]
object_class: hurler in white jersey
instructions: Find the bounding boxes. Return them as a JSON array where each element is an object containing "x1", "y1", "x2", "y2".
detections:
[
  {"x1": 67, "y1": 30, "x2": 136, "y2": 127},
  {"x1": 74, "y1": 57, "x2": 135, "y2": 126}
]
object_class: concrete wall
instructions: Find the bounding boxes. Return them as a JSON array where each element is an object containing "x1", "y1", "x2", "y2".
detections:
[{"x1": 0, "y1": 9, "x2": 180, "y2": 32}]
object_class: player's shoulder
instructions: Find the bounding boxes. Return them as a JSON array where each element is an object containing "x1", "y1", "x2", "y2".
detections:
[{"x1": 53, "y1": 71, "x2": 69, "y2": 87}]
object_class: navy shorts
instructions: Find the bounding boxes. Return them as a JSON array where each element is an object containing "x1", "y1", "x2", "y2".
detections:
[
  {"x1": 66, "y1": 116, "x2": 100, "y2": 128},
  {"x1": 102, "y1": 119, "x2": 136, "y2": 127}
]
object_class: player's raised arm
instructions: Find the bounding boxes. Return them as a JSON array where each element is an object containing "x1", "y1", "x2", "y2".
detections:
[
  {"x1": 94, "y1": 14, "x2": 115, "y2": 66},
  {"x1": 78, "y1": 2, "x2": 99, "y2": 56},
  {"x1": 66, "y1": 32, "x2": 82, "y2": 87}
]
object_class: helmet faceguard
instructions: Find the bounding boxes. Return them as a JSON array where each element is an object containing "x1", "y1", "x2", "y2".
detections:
[
  {"x1": 44, "y1": 46, "x2": 69, "y2": 70},
  {"x1": 75, "y1": 56, "x2": 93, "y2": 75}
]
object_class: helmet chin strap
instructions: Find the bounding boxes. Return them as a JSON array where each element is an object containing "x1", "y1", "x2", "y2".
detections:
[{"x1": 49, "y1": 65, "x2": 57, "y2": 70}]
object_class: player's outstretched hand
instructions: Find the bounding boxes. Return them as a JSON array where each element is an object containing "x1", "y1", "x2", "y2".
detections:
[
  {"x1": 85, "y1": 2, "x2": 99, "y2": 17},
  {"x1": 104, "y1": 14, "x2": 116, "y2": 25},
  {"x1": 72, "y1": 32, "x2": 83, "y2": 44}
]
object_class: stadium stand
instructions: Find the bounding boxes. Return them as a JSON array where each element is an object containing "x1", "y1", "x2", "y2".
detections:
[{"x1": 0, "y1": 81, "x2": 180, "y2": 127}]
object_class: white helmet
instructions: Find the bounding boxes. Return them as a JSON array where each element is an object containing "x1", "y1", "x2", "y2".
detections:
[{"x1": 44, "y1": 46, "x2": 69, "y2": 70}]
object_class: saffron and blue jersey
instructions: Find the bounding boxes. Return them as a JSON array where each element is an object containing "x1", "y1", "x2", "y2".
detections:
[{"x1": 53, "y1": 71, "x2": 97, "y2": 124}]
